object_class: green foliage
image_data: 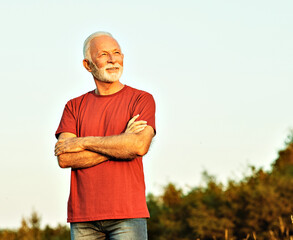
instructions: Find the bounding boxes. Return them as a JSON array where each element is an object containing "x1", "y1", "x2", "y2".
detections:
[
  {"x1": 0, "y1": 211, "x2": 70, "y2": 240},
  {"x1": 147, "y1": 140, "x2": 293, "y2": 240}
]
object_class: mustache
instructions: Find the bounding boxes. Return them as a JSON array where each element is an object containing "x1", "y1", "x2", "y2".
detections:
[
  {"x1": 103, "y1": 63, "x2": 122, "y2": 70},
  {"x1": 89, "y1": 62, "x2": 122, "y2": 71}
]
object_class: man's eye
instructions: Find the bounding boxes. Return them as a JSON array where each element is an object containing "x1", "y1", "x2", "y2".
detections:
[{"x1": 114, "y1": 51, "x2": 121, "y2": 54}]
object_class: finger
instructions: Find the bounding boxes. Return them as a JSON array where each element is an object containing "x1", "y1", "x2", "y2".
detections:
[
  {"x1": 132, "y1": 114, "x2": 140, "y2": 121},
  {"x1": 55, "y1": 151, "x2": 63, "y2": 156},
  {"x1": 127, "y1": 122, "x2": 147, "y2": 132},
  {"x1": 131, "y1": 120, "x2": 147, "y2": 126},
  {"x1": 55, "y1": 144, "x2": 59, "y2": 153},
  {"x1": 128, "y1": 120, "x2": 147, "y2": 130},
  {"x1": 130, "y1": 124, "x2": 147, "y2": 133},
  {"x1": 55, "y1": 146, "x2": 63, "y2": 155},
  {"x1": 128, "y1": 121, "x2": 147, "y2": 131},
  {"x1": 133, "y1": 125, "x2": 147, "y2": 133},
  {"x1": 55, "y1": 140, "x2": 65, "y2": 150},
  {"x1": 55, "y1": 146, "x2": 67, "y2": 156},
  {"x1": 55, "y1": 149, "x2": 61, "y2": 156},
  {"x1": 127, "y1": 114, "x2": 140, "y2": 127},
  {"x1": 55, "y1": 143, "x2": 60, "y2": 151},
  {"x1": 55, "y1": 142, "x2": 67, "y2": 154},
  {"x1": 55, "y1": 144, "x2": 63, "y2": 153},
  {"x1": 55, "y1": 139, "x2": 64, "y2": 146}
]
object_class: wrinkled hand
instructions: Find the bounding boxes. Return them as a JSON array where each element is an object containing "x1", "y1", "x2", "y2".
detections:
[
  {"x1": 125, "y1": 114, "x2": 147, "y2": 134},
  {"x1": 55, "y1": 137, "x2": 84, "y2": 156}
]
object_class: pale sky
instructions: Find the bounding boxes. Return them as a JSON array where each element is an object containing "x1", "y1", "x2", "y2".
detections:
[{"x1": 1, "y1": 0, "x2": 292, "y2": 229}]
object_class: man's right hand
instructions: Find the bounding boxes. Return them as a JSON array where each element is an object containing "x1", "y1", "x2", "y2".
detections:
[{"x1": 125, "y1": 114, "x2": 147, "y2": 134}]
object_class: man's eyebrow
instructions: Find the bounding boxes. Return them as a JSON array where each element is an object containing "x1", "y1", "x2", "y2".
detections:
[{"x1": 97, "y1": 49, "x2": 120, "y2": 53}]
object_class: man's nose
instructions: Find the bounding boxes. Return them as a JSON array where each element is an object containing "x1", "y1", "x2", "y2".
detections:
[{"x1": 107, "y1": 54, "x2": 115, "y2": 63}]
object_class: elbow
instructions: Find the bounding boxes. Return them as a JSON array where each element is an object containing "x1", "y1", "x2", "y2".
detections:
[
  {"x1": 135, "y1": 140, "x2": 150, "y2": 157},
  {"x1": 57, "y1": 155, "x2": 70, "y2": 168},
  {"x1": 133, "y1": 129, "x2": 154, "y2": 157}
]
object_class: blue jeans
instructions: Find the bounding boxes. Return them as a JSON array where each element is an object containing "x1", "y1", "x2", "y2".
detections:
[{"x1": 70, "y1": 218, "x2": 148, "y2": 240}]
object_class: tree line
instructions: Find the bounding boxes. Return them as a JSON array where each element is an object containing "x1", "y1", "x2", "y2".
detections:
[
  {"x1": 147, "y1": 135, "x2": 293, "y2": 240},
  {"x1": 1, "y1": 135, "x2": 293, "y2": 240},
  {"x1": 0, "y1": 211, "x2": 70, "y2": 240}
]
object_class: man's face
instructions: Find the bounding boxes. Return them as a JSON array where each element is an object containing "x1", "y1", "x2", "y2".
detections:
[{"x1": 88, "y1": 35, "x2": 124, "y2": 83}]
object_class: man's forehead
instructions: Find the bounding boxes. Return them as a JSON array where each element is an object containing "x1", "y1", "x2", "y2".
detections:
[{"x1": 90, "y1": 35, "x2": 121, "y2": 52}]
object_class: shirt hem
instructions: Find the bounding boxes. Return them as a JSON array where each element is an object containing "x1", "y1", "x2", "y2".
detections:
[{"x1": 67, "y1": 213, "x2": 150, "y2": 223}]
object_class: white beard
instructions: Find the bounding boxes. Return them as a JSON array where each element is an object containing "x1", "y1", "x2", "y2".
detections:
[{"x1": 90, "y1": 62, "x2": 123, "y2": 83}]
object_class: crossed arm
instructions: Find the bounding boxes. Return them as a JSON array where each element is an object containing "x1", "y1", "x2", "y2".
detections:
[{"x1": 55, "y1": 115, "x2": 155, "y2": 169}]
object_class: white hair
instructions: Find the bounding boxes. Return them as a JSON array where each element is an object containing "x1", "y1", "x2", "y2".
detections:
[{"x1": 83, "y1": 31, "x2": 114, "y2": 61}]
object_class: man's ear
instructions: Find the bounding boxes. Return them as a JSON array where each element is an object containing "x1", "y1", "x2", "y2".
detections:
[{"x1": 83, "y1": 59, "x2": 92, "y2": 72}]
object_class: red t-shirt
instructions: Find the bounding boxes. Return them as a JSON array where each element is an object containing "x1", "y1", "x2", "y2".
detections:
[{"x1": 55, "y1": 85, "x2": 156, "y2": 222}]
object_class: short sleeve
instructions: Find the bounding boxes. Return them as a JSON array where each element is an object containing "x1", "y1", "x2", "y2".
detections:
[
  {"x1": 132, "y1": 92, "x2": 156, "y2": 133},
  {"x1": 55, "y1": 100, "x2": 77, "y2": 139}
]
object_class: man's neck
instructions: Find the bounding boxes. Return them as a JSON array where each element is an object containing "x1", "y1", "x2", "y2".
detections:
[{"x1": 94, "y1": 80, "x2": 124, "y2": 96}]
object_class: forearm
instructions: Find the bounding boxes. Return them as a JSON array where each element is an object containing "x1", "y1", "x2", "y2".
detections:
[
  {"x1": 83, "y1": 126, "x2": 154, "y2": 159},
  {"x1": 58, "y1": 150, "x2": 109, "y2": 169},
  {"x1": 82, "y1": 134, "x2": 143, "y2": 159},
  {"x1": 55, "y1": 126, "x2": 155, "y2": 160}
]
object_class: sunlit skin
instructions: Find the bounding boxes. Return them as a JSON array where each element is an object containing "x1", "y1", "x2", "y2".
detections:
[
  {"x1": 55, "y1": 115, "x2": 149, "y2": 168},
  {"x1": 83, "y1": 35, "x2": 124, "y2": 95}
]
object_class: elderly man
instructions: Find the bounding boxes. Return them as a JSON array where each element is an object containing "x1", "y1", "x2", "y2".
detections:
[{"x1": 55, "y1": 32, "x2": 156, "y2": 240}]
